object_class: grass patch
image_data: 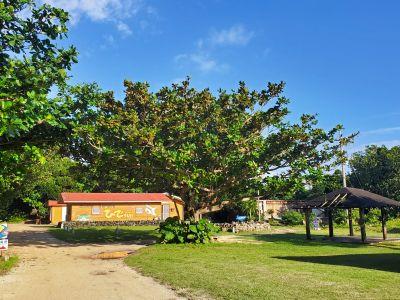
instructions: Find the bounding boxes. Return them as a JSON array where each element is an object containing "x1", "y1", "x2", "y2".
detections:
[
  {"x1": 49, "y1": 226, "x2": 159, "y2": 243},
  {"x1": 125, "y1": 227, "x2": 400, "y2": 300},
  {"x1": 0, "y1": 256, "x2": 18, "y2": 275}
]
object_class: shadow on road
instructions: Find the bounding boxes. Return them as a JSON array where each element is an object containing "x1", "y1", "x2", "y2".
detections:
[{"x1": 9, "y1": 225, "x2": 156, "y2": 248}]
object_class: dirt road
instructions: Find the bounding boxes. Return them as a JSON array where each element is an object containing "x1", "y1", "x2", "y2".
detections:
[{"x1": 0, "y1": 223, "x2": 184, "y2": 300}]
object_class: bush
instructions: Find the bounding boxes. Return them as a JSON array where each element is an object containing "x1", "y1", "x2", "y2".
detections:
[
  {"x1": 158, "y1": 217, "x2": 220, "y2": 244},
  {"x1": 281, "y1": 210, "x2": 304, "y2": 225},
  {"x1": 333, "y1": 209, "x2": 348, "y2": 225},
  {"x1": 365, "y1": 208, "x2": 381, "y2": 225},
  {"x1": 3, "y1": 213, "x2": 27, "y2": 223},
  {"x1": 268, "y1": 218, "x2": 282, "y2": 226}
]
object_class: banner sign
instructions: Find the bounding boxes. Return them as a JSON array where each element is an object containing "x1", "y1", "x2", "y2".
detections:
[
  {"x1": 0, "y1": 223, "x2": 8, "y2": 239},
  {"x1": 0, "y1": 239, "x2": 8, "y2": 250},
  {"x1": 235, "y1": 215, "x2": 247, "y2": 222}
]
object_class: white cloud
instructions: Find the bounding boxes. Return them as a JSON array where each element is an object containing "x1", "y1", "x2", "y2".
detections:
[
  {"x1": 171, "y1": 77, "x2": 186, "y2": 84},
  {"x1": 100, "y1": 34, "x2": 117, "y2": 49},
  {"x1": 174, "y1": 24, "x2": 252, "y2": 73},
  {"x1": 190, "y1": 54, "x2": 217, "y2": 72},
  {"x1": 209, "y1": 25, "x2": 254, "y2": 46},
  {"x1": 361, "y1": 126, "x2": 400, "y2": 136},
  {"x1": 43, "y1": 0, "x2": 148, "y2": 34},
  {"x1": 116, "y1": 21, "x2": 133, "y2": 35},
  {"x1": 348, "y1": 139, "x2": 400, "y2": 154},
  {"x1": 174, "y1": 53, "x2": 227, "y2": 73}
]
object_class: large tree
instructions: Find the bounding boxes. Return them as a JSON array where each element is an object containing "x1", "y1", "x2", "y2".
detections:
[
  {"x1": 349, "y1": 145, "x2": 400, "y2": 201},
  {"x1": 0, "y1": 0, "x2": 77, "y2": 215},
  {"x1": 69, "y1": 79, "x2": 351, "y2": 216}
]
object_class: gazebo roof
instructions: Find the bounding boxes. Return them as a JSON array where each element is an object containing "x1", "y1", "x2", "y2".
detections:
[{"x1": 293, "y1": 187, "x2": 400, "y2": 209}]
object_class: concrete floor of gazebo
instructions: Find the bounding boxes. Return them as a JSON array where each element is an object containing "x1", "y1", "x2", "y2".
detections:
[{"x1": 322, "y1": 235, "x2": 400, "y2": 244}]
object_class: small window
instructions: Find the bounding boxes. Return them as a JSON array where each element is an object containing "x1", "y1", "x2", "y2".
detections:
[
  {"x1": 136, "y1": 207, "x2": 144, "y2": 214},
  {"x1": 92, "y1": 206, "x2": 100, "y2": 215}
]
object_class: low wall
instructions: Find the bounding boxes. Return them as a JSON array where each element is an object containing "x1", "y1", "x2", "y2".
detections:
[
  {"x1": 216, "y1": 221, "x2": 271, "y2": 232},
  {"x1": 61, "y1": 220, "x2": 160, "y2": 229}
]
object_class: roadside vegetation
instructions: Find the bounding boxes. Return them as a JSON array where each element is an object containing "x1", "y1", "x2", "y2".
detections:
[
  {"x1": 125, "y1": 226, "x2": 400, "y2": 300},
  {"x1": 49, "y1": 226, "x2": 159, "y2": 244},
  {"x1": 0, "y1": 256, "x2": 18, "y2": 275}
]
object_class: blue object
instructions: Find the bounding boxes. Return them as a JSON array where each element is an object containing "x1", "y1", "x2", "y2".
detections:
[
  {"x1": 236, "y1": 215, "x2": 247, "y2": 222},
  {"x1": 0, "y1": 223, "x2": 8, "y2": 239}
]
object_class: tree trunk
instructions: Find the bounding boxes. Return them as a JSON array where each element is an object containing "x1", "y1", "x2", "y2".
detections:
[
  {"x1": 348, "y1": 208, "x2": 354, "y2": 236},
  {"x1": 327, "y1": 209, "x2": 334, "y2": 238},
  {"x1": 359, "y1": 208, "x2": 367, "y2": 243},
  {"x1": 381, "y1": 207, "x2": 387, "y2": 240},
  {"x1": 305, "y1": 208, "x2": 311, "y2": 240}
]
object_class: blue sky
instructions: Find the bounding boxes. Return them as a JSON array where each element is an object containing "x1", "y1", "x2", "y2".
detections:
[{"x1": 48, "y1": 0, "x2": 400, "y2": 153}]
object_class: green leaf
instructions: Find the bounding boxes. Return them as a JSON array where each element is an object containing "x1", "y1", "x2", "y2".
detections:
[
  {"x1": 189, "y1": 225, "x2": 198, "y2": 233},
  {"x1": 164, "y1": 232, "x2": 175, "y2": 241}
]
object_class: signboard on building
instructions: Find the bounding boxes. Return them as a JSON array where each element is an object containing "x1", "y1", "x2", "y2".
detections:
[
  {"x1": 0, "y1": 239, "x2": 8, "y2": 250},
  {"x1": 0, "y1": 223, "x2": 8, "y2": 239}
]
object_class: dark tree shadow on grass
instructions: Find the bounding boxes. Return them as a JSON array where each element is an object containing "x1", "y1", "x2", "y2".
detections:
[
  {"x1": 245, "y1": 233, "x2": 365, "y2": 249},
  {"x1": 388, "y1": 228, "x2": 400, "y2": 234},
  {"x1": 274, "y1": 253, "x2": 400, "y2": 273}
]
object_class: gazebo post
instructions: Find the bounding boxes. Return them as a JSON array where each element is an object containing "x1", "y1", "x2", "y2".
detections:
[
  {"x1": 327, "y1": 209, "x2": 334, "y2": 238},
  {"x1": 381, "y1": 207, "x2": 387, "y2": 240},
  {"x1": 348, "y1": 208, "x2": 354, "y2": 236},
  {"x1": 305, "y1": 208, "x2": 311, "y2": 240},
  {"x1": 359, "y1": 208, "x2": 367, "y2": 243}
]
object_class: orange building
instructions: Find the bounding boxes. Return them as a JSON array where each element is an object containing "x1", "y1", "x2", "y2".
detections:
[{"x1": 48, "y1": 192, "x2": 184, "y2": 224}]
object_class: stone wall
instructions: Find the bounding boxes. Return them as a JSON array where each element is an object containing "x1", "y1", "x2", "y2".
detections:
[
  {"x1": 216, "y1": 221, "x2": 271, "y2": 232},
  {"x1": 61, "y1": 220, "x2": 160, "y2": 229}
]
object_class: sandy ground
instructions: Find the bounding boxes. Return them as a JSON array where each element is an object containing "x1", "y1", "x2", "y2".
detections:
[{"x1": 0, "y1": 223, "x2": 185, "y2": 300}]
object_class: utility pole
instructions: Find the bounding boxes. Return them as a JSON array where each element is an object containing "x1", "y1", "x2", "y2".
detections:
[
  {"x1": 340, "y1": 131, "x2": 354, "y2": 236},
  {"x1": 340, "y1": 132, "x2": 347, "y2": 188}
]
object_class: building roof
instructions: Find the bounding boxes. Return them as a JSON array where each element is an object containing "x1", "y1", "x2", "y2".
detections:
[
  {"x1": 293, "y1": 187, "x2": 400, "y2": 209},
  {"x1": 259, "y1": 199, "x2": 289, "y2": 203},
  {"x1": 47, "y1": 200, "x2": 66, "y2": 207},
  {"x1": 59, "y1": 192, "x2": 184, "y2": 204}
]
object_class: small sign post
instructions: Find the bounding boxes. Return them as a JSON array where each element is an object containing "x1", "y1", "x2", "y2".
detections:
[
  {"x1": 0, "y1": 223, "x2": 9, "y2": 259},
  {"x1": 0, "y1": 239, "x2": 8, "y2": 251}
]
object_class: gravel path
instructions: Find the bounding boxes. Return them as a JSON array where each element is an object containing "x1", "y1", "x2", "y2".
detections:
[{"x1": 0, "y1": 223, "x2": 184, "y2": 300}]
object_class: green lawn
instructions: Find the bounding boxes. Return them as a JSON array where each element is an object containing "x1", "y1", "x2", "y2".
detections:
[
  {"x1": 49, "y1": 226, "x2": 159, "y2": 243},
  {"x1": 125, "y1": 226, "x2": 400, "y2": 300},
  {"x1": 0, "y1": 256, "x2": 18, "y2": 275}
]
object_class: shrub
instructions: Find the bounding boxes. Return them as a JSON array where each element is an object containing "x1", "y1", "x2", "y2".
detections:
[
  {"x1": 365, "y1": 208, "x2": 381, "y2": 225},
  {"x1": 281, "y1": 210, "x2": 304, "y2": 225},
  {"x1": 332, "y1": 209, "x2": 348, "y2": 225},
  {"x1": 4, "y1": 213, "x2": 27, "y2": 223},
  {"x1": 158, "y1": 217, "x2": 220, "y2": 244},
  {"x1": 267, "y1": 209, "x2": 275, "y2": 217},
  {"x1": 268, "y1": 218, "x2": 281, "y2": 226}
]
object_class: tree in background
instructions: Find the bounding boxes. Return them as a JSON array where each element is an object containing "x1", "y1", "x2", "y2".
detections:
[
  {"x1": 0, "y1": 151, "x2": 83, "y2": 220},
  {"x1": 21, "y1": 151, "x2": 83, "y2": 217},
  {"x1": 295, "y1": 169, "x2": 342, "y2": 200},
  {"x1": 349, "y1": 145, "x2": 400, "y2": 201},
  {"x1": 69, "y1": 78, "x2": 351, "y2": 217},
  {"x1": 238, "y1": 198, "x2": 258, "y2": 220}
]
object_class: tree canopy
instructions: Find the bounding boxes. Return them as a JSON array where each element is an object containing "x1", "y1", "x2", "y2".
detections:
[
  {"x1": 349, "y1": 145, "x2": 400, "y2": 201},
  {"x1": 0, "y1": 0, "x2": 359, "y2": 219},
  {"x1": 65, "y1": 79, "x2": 348, "y2": 215}
]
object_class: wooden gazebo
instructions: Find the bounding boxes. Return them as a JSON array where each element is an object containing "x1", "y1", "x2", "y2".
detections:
[{"x1": 293, "y1": 187, "x2": 400, "y2": 243}]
